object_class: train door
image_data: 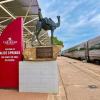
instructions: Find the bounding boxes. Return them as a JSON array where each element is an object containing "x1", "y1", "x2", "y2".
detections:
[{"x1": 84, "y1": 42, "x2": 90, "y2": 61}]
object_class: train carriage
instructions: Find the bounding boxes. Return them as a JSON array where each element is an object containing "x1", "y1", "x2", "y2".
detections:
[
  {"x1": 62, "y1": 36, "x2": 100, "y2": 62},
  {"x1": 88, "y1": 36, "x2": 100, "y2": 61}
]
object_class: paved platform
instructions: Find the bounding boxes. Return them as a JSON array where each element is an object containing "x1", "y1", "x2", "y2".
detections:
[
  {"x1": 58, "y1": 57, "x2": 100, "y2": 100},
  {"x1": 0, "y1": 89, "x2": 48, "y2": 100},
  {"x1": 0, "y1": 57, "x2": 100, "y2": 100},
  {"x1": 0, "y1": 80, "x2": 65, "y2": 100}
]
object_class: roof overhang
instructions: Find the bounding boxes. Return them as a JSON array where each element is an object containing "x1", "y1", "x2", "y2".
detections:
[
  {"x1": 0, "y1": 0, "x2": 51, "y2": 46},
  {"x1": 0, "y1": 0, "x2": 39, "y2": 35}
]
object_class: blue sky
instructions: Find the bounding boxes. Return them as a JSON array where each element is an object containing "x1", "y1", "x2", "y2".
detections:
[{"x1": 38, "y1": 0, "x2": 100, "y2": 50}]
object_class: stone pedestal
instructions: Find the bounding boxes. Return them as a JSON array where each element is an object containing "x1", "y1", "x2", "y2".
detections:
[
  {"x1": 19, "y1": 61, "x2": 59, "y2": 93},
  {"x1": 23, "y1": 45, "x2": 61, "y2": 61}
]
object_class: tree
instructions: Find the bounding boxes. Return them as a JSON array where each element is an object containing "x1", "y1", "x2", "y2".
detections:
[{"x1": 52, "y1": 36, "x2": 63, "y2": 46}]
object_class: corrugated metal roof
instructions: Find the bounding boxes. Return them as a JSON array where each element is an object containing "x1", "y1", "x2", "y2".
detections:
[
  {"x1": 0, "y1": 0, "x2": 39, "y2": 16},
  {"x1": 0, "y1": 0, "x2": 51, "y2": 47},
  {"x1": 0, "y1": 0, "x2": 39, "y2": 29}
]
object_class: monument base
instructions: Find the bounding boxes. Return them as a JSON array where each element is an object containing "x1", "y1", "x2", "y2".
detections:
[
  {"x1": 19, "y1": 61, "x2": 59, "y2": 93},
  {"x1": 23, "y1": 45, "x2": 61, "y2": 61}
]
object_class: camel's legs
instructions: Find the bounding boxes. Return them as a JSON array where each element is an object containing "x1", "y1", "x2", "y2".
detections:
[
  {"x1": 31, "y1": 27, "x2": 42, "y2": 46},
  {"x1": 36, "y1": 35, "x2": 42, "y2": 45},
  {"x1": 51, "y1": 30, "x2": 54, "y2": 45},
  {"x1": 35, "y1": 27, "x2": 42, "y2": 45}
]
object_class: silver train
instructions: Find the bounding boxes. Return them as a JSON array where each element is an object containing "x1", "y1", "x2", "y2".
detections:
[{"x1": 62, "y1": 36, "x2": 100, "y2": 62}]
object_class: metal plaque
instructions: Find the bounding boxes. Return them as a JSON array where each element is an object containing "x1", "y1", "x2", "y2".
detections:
[{"x1": 36, "y1": 47, "x2": 53, "y2": 59}]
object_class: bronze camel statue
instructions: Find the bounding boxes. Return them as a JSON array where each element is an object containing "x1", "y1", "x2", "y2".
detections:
[{"x1": 32, "y1": 8, "x2": 60, "y2": 45}]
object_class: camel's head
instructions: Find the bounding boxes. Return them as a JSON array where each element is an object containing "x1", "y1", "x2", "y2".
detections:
[
  {"x1": 56, "y1": 16, "x2": 60, "y2": 27},
  {"x1": 57, "y1": 16, "x2": 60, "y2": 20}
]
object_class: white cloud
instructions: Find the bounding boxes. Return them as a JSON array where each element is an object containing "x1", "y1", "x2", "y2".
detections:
[
  {"x1": 62, "y1": 9, "x2": 99, "y2": 33},
  {"x1": 89, "y1": 14, "x2": 100, "y2": 24}
]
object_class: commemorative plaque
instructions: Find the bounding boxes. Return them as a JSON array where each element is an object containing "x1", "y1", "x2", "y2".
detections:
[{"x1": 36, "y1": 47, "x2": 53, "y2": 59}]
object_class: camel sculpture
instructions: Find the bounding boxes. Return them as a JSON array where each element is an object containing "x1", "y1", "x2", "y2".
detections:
[{"x1": 32, "y1": 8, "x2": 60, "y2": 45}]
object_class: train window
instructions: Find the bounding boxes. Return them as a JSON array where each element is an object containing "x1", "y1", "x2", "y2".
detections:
[
  {"x1": 89, "y1": 43, "x2": 100, "y2": 50},
  {"x1": 68, "y1": 48, "x2": 77, "y2": 52},
  {"x1": 94, "y1": 44, "x2": 100, "y2": 49},
  {"x1": 77, "y1": 47, "x2": 85, "y2": 51},
  {"x1": 77, "y1": 47, "x2": 80, "y2": 50},
  {"x1": 80, "y1": 48, "x2": 85, "y2": 51}
]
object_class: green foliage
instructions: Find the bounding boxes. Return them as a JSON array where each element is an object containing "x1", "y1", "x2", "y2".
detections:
[{"x1": 53, "y1": 36, "x2": 63, "y2": 46}]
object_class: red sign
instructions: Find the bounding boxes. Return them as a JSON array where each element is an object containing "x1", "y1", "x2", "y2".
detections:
[{"x1": 0, "y1": 17, "x2": 23, "y2": 88}]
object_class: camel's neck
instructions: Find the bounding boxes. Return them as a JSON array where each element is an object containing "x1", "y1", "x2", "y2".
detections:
[{"x1": 56, "y1": 17, "x2": 60, "y2": 28}]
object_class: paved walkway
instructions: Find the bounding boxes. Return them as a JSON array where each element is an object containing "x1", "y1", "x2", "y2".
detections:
[
  {"x1": 57, "y1": 57, "x2": 100, "y2": 100},
  {"x1": 0, "y1": 57, "x2": 100, "y2": 100}
]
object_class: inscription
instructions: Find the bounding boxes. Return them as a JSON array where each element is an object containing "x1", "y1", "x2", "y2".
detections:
[{"x1": 36, "y1": 47, "x2": 53, "y2": 58}]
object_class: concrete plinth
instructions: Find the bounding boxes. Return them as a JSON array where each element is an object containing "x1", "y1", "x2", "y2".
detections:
[{"x1": 19, "y1": 61, "x2": 59, "y2": 93}]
